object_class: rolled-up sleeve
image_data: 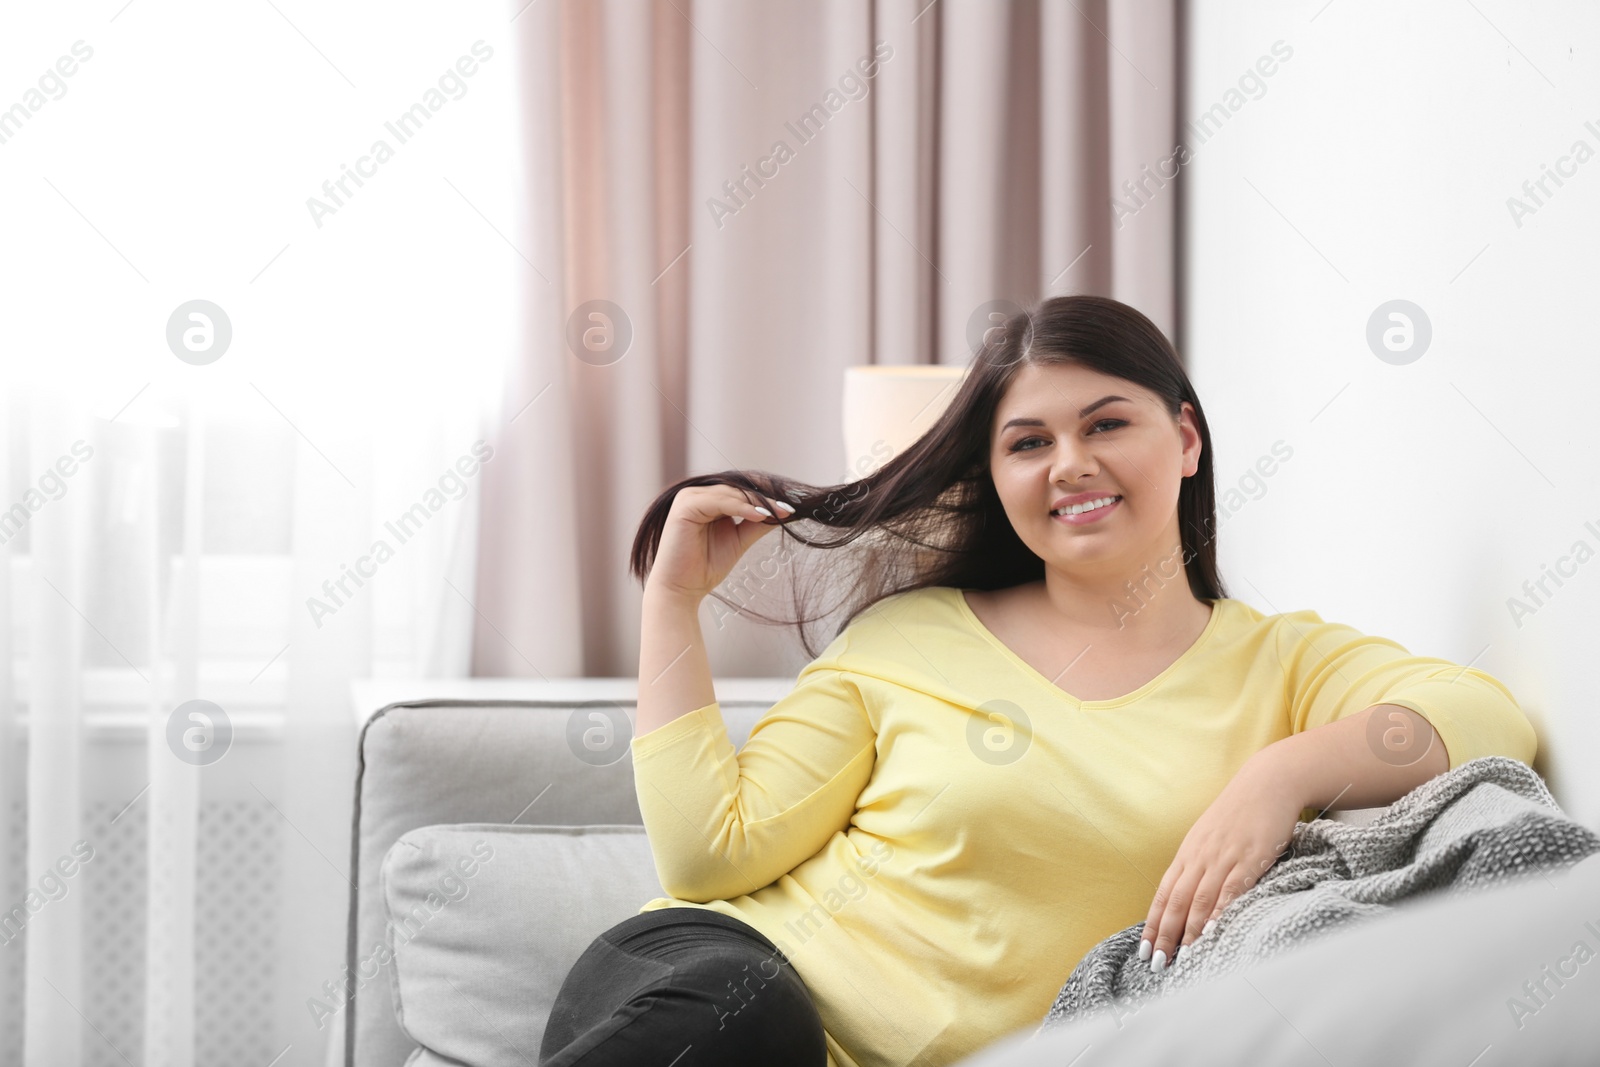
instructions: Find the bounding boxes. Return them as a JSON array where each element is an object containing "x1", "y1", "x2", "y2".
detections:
[
  {"x1": 1275, "y1": 609, "x2": 1538, "y2": 771},
  {"x1": 630, "y1": 630, "x2": 877, "y2": 902}
]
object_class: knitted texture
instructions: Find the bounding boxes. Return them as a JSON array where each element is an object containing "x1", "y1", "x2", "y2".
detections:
[{"x1": 1039, "y1": 756, "x2": 1600, "y2": 1034}]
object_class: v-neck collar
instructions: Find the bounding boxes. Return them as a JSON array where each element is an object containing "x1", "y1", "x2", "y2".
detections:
[{"x1": 945, "y1": 585, "x2": 1225, "y2": 709}]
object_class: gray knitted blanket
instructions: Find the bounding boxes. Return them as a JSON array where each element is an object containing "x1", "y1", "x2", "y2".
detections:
[{"x1": 1040, "y1": 756, "x2": 1600, "y2": 1034}]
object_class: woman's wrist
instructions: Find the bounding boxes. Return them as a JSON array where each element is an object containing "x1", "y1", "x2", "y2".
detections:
[
  {"x1": 1237, "y1": 741, "x2": 1313, "y2": 812},
  {"x1": 643, "y1": 581, "x2": 704, "y2": 613},
  {"x1": 637, "y1": 583, "x2": 715, "y2": 737}
]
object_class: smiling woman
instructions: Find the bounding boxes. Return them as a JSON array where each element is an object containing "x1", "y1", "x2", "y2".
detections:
[
  {"x1": 602, "y1": 294, "x2": 1539, "y2": 1066},
  {"x1": 985, "y1": 356, "x2": 1207, "y2": 636}
]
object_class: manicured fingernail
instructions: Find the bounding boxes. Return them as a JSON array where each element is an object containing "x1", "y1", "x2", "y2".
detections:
[
  {"x1": 752, "y1": 506, "x2": 772, "y2": 517},
  {"x1": 1150, "y1": 949, "x2": 1167, "y2": 974},
  {"x1": 774, "y1": 500, "x2": 796, "y2": 513},
  {"x1": 1137, "y1": 938, "x2": 1152, "y2": 962},
  {"x1": 1202, "y1": 919, "x2": 1216, "y2": 937},
  {"x1": 732, "y1": 516, "x2": 744, "y2": 525}
]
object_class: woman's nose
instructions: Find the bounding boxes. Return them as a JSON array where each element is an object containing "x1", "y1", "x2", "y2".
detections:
[{"x1": 1050, "y1": 440, "x2": 1098, "y2": 484}]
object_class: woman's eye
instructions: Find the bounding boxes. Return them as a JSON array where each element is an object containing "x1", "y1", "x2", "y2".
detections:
[{"x1": 1006, "y1": 421, "x2": 1124, "y2": 453}]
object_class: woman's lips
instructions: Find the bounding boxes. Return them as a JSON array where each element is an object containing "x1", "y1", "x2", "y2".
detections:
[{"x1": 1051, "y1": 496, "x2": 1121, "y2": 526}]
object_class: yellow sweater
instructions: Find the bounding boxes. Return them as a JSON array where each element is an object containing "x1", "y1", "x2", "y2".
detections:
[{"x1": 630, "y1": 585, "x2": 1538, "y2": 1067}]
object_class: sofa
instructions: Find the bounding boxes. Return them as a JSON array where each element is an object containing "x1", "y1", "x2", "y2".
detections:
[
  {"x1": 340, "y1": 678, "x2": 794, "y2": 1067},
  {"x1": 340, "y1": 679, "x2": 1599, "y2": 1067}
]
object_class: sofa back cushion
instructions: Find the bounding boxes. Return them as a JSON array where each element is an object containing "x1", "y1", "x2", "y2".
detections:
[
  {"x1": 350, "y1": 694, "x2": 782, "y2": 1066},
  {"x1": 380, "y1": 822, "x2": 666, "y2": 1066}
]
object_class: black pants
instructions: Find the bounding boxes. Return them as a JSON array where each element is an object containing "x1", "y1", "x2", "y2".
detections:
[{"x1": 538, "y1": 907, "x2": 828, "y2": 1067}]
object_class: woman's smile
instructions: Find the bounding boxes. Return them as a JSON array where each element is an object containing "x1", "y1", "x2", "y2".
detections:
[{"x1": 1050, "y1": 494, "x2": 1122, "y2": 526}]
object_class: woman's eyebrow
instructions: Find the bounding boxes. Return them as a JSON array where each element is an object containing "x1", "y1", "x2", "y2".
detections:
[{"x1": 999, "y1": 395, "x2": 1132, "y2": 431}]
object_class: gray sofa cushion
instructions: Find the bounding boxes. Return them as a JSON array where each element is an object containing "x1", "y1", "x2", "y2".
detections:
[
  {"x1": 402, "y1": 1051, "x2": 466, "y2": 1067},
  {"x1": 380, "y1": 822, "x2": 666, "y2": 1066},
  {"x1": 349, "y1": 696, "x2": 778, "y2": 1067}
]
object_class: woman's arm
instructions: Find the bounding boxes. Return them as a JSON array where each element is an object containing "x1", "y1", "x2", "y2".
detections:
[
  {"x1": 1137, "y1": 703, "x2": 1448, "y2": 972},
  {"x1": 636, "y1": 584, "x2": 716, "y2": 738},
  {"x1": 634, "y1": 484, "x2": 793, "y2": 737},
  {"x1": 630, "y1": 485, "x2": 879, "y2": 902},
  {"x1": 1276, "y1": 608, "x2": 1537, "y2": 771},
  {"x1": 1263, "y1": 702, "x2": 1449, "y2": 812},
  {"x1": 631, "y1": 619, "x2": 875, "y2": 902}
]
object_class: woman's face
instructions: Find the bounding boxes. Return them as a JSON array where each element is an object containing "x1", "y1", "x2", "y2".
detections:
[{"x1": 988, "y1": 360, "x2": 1201, "y2": 575}]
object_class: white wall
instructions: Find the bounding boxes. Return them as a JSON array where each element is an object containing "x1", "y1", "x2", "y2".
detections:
[{"x1": 1184, "y1": 0, "x2": 1600, "y2": 825}]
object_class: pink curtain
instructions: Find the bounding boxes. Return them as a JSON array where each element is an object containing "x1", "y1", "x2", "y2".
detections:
[{"x1": 473, "y1": 0, "x2": 1178, "y2": 679}]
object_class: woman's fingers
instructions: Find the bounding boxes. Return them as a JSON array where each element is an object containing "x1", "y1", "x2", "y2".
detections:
[
  {"x1": 1139, "y1": 863, "x2": 1184, "y2": 968},
  {"x1": 669, "y1": 486, "x2": 795, "y2": 530},
  {"x1": 724, "y1": 487, "x2": 793, "y2": 522},
  {"x1": 1142, "y1": 862, "x2": 1242, "y2": 971},
  {"x1": 1146, "y1": 865, "x2": 1203, "y2": 971},
  {"x1": 730, "y1": 489, "x2": 796, "y2": 527},
  {"x1": 1139, "y1": 866, "x2": 1168, "y2": 961},
  {"x1": 649, "y1": 485, "x2": 798, "y2": 600},
  {"x1": 676, "y1": 486, "x2": 758, "y2": 522},
  {"x1": 1177, "y1": 866, "x2": 1232, "y2": 950}
]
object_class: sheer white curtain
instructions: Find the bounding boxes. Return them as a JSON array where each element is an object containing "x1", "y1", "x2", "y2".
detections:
[
  {"x1": 0, "y1": 383, "x2": 493, "y2": 1067},
  {"x1": 0, "y1": 2, "x2": 519, "y2": 1064}
]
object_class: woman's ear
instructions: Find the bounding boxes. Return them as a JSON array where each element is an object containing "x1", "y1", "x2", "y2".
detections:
[{"x1": 1178, "y1": 402, "x2": 1203, "y2": 476}]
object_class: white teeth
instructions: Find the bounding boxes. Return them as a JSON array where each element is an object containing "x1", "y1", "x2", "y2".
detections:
[{"x1": 1053, "y1": 495, "x2": 1119, "y2": 516}]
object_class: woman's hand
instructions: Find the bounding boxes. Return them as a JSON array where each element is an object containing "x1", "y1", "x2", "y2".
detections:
[
  {"x1": 1138, "y1": 756, "x2": 1305, "y2": 972},
  {"x1": 645, "y1": 484, "x2": 796, "y2": 603}
]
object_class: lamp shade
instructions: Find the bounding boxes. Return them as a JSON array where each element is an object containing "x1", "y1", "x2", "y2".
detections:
[{"x1": 842, "y1": 365, "x2": 968, "y2": 479}]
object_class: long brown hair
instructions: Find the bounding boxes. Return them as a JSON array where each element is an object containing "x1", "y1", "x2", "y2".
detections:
[{"x1": 629, "y1": 294, "x2": 1227, "y2": 659}]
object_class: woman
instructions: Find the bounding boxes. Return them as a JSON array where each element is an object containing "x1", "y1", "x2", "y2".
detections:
[{"x1": 537, "y1": 294, "x2": 1537, "y2": 1067}]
